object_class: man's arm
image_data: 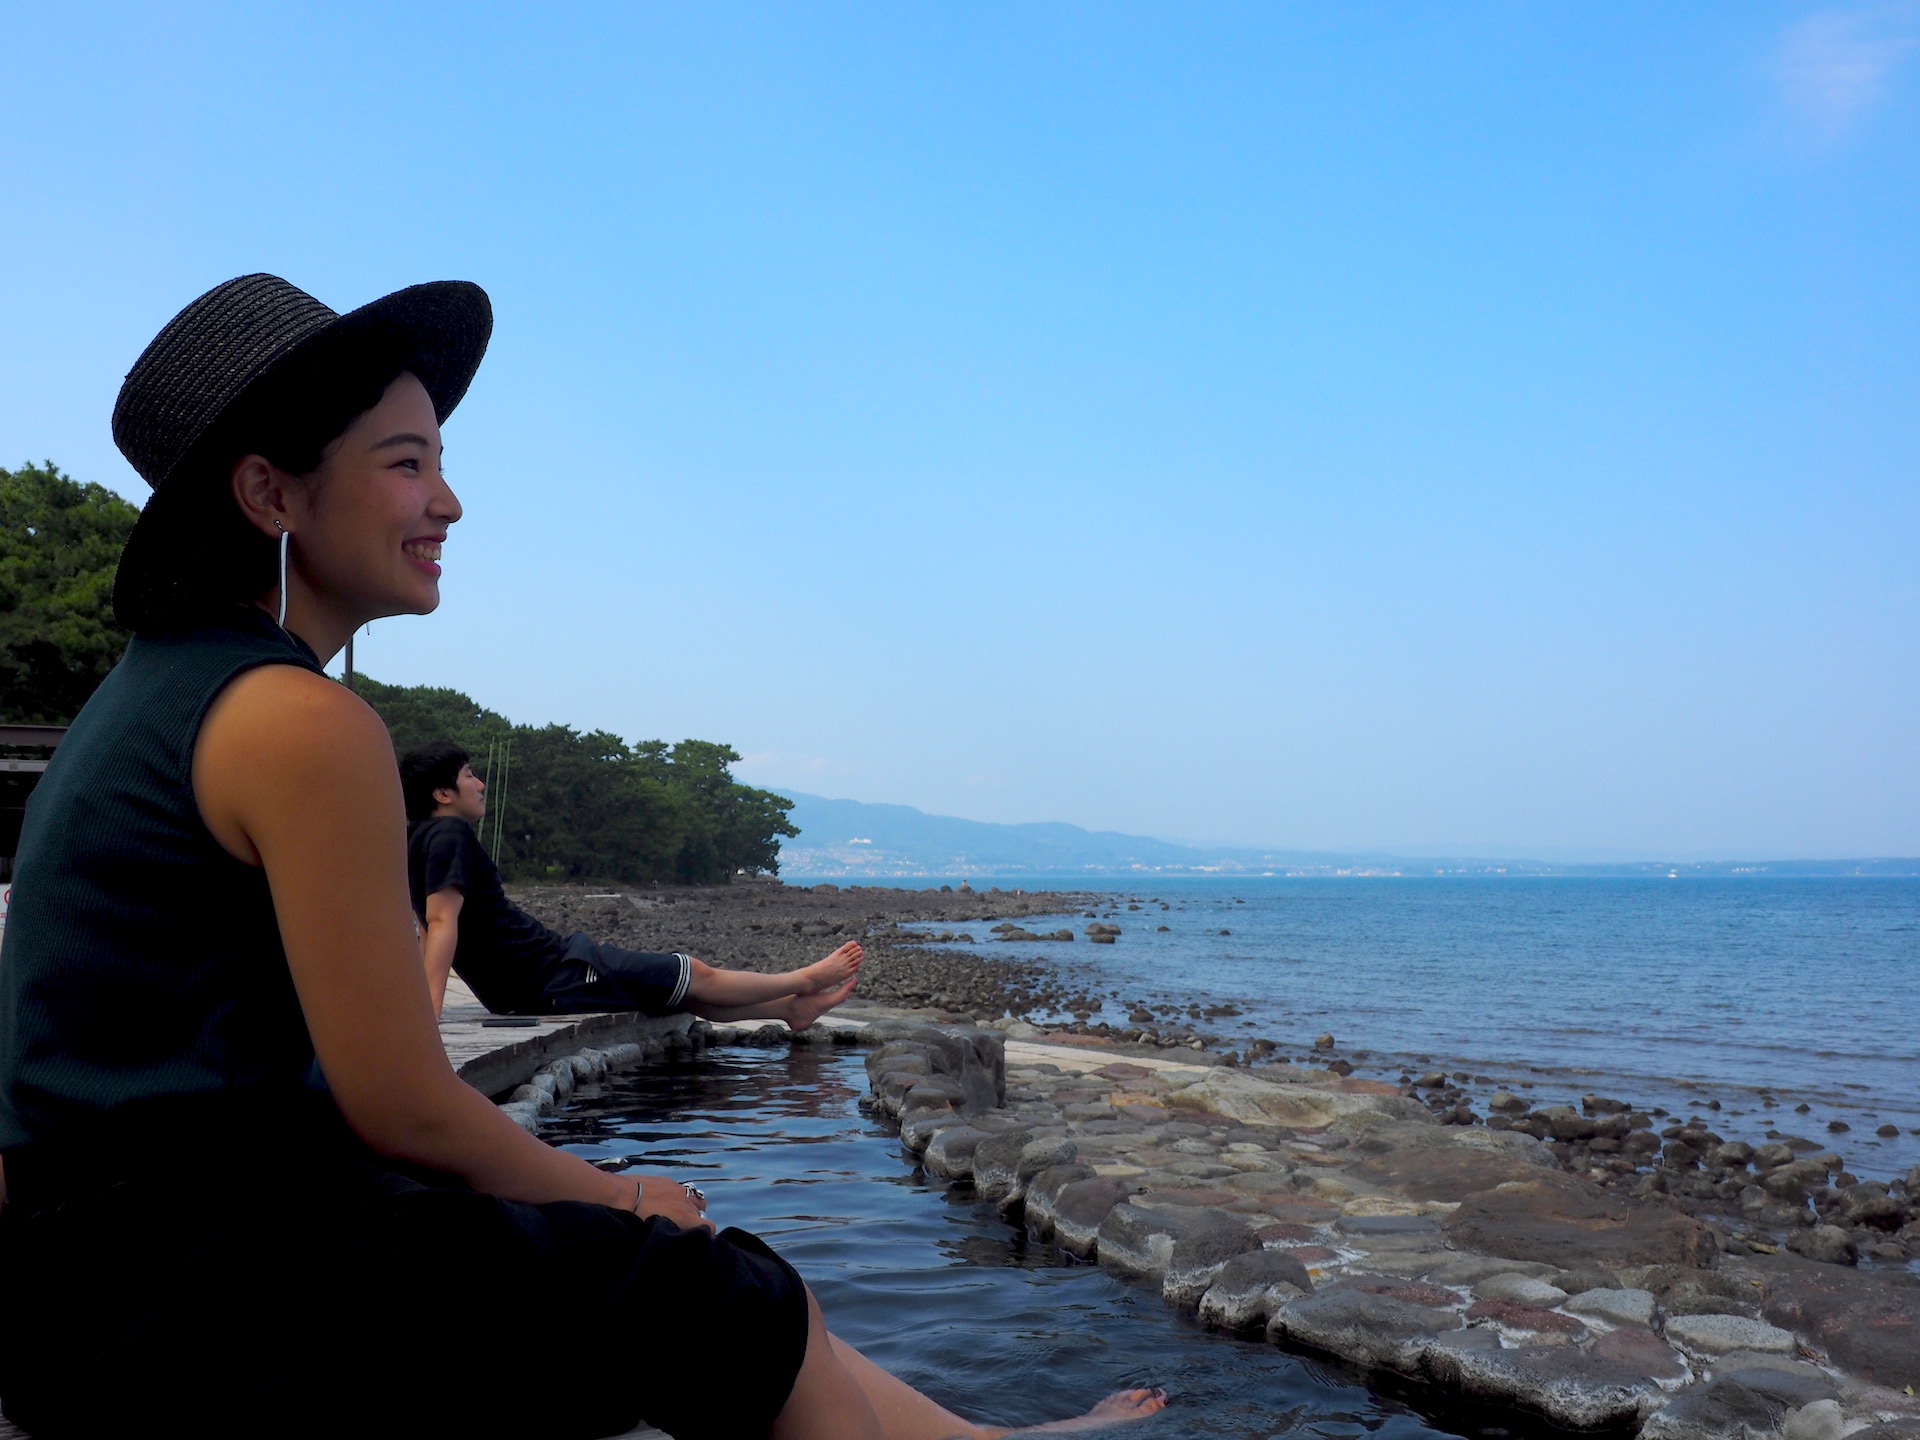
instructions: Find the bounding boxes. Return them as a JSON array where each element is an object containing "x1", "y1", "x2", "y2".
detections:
[{"x1": 422, "y1": 887, "x2": 464, "y2": 1017}]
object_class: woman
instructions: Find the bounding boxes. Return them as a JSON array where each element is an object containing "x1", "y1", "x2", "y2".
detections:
[{"x1": 0, "y1": 275, "x2": 1167, "y2": 1440}]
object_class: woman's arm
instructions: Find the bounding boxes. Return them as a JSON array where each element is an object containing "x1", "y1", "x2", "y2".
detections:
[{"x1": 194, "y1": 664, "x2": 704, "y2": 1226}]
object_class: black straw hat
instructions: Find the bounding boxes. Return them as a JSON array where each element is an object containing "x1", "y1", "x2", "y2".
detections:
[{"x1": 111, "y1": 273, "x2": 492, "y2": 627}]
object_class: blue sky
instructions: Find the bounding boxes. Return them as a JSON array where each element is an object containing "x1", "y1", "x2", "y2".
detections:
[{"x1": 3, "y1": 2, "x2": 1916, "y2": 859}]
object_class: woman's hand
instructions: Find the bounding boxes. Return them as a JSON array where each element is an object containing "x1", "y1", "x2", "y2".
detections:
[{"x1": 629, "y1": 1174, "x2": 714, "y2": 1232}]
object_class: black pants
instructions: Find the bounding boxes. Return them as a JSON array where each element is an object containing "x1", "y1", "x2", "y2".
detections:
[{"x1": 0, "y1": 1126, "x2": 807, "y2": 1440}]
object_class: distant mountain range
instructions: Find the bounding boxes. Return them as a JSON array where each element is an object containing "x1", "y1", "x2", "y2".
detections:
[{"x1": 775, "y1": 793, "x2": 1920, "y2": 879}]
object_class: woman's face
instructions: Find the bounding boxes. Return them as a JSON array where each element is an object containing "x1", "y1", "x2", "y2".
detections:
[{"x1": 288, "y1": 371, "x2": 462, "y2": 625}]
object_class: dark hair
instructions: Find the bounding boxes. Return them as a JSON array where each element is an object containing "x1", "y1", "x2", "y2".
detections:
[
  {"x1": 117, "y1": 326, "x2": 414, "y2": 632},
  {"x1": 399, "y1": 741, "x2": 472, "y2": 822}
]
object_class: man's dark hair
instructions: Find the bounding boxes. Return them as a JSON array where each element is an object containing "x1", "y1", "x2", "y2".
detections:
[{"x1": 399, "y1": 740, "x2": 472, "y2": 822}]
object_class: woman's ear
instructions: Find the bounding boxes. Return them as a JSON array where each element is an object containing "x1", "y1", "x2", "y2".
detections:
[{"x1": 231, "y1": 454, "x2": 293, "y2": 539}]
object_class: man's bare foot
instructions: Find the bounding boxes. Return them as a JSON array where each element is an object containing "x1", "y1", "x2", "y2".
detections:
[
  {"x1": 997, "y1": 1387, "x2": 1169, "y2": 1434},
  {"x1": 793, "y1": 941, "x2": 863, "y2": 994},
  {"x1": 782, "y1": 974, "x2": 859, "y2": 1033}
]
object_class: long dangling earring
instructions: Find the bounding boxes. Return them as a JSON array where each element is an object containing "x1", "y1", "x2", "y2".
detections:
[{"x1": 274, "y1": 519, "x2": 291, "y2": 628}]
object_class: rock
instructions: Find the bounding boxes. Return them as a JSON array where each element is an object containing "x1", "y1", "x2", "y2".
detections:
[
  {"x1": 1425, "y1": 1255, "x2": 1561, "y2": 1286},
  {"x1": 1550, "y1": 1266, "x2": 1621, "y2": 1296},
  {"x1": 922, "y1": 1124, "x2": 993, "y2": 1179},
  {"x1": 1096, "y1": 1202, "x2": 1192, "y2": 1277},
  {"x1": 1592, "y1": 1325, "x2": 1690, "y2": 1382},
  {"x1": 1475, "y1": 1273, "x2": 1570, "y2": 1307},
  {"x1": 1756, "y1": 1253, "x2": 1920, "y2": 1389},
  {"x1": 1343, "y1": 1127, "x2": 1560, "y2": 1207},
  {"x1": 1784, "y1": 1399, "x2": 1847, "y2": 1440},
  {"x1": 1488, "y1": 1091, "x2": 1527, "y2": 1112},
  {"x1": 1466, "y1": 1297, "x2": 1589, "y2": 1339},
  {"x1": 1019, "y1": 1163, "x2": 1096, "y2": 1238},
  {"x1": 1663, "y1": 1314, "x2": 1797, "y2": 1358},
  {"x1": 1718, "y1": 1367, "x2": 1840, "y2": 1408},
  {"x1": 1335, "y1": 1213, "x2": 1442, "y2": 1238},
  {"x1": 1786, "y1": 1224, "x2": 1858, "y2": 1266},
  {"x1": 900, "y1": 1109, "x2": 965, "y2": 1151},
  {"x1": 1049, "y1": 1176, "x2": 1136, "y2": 1257},
  {"x1": 969, "y1": 1129, "x2": 1042, "y2": 1198},
  {"x1": 1163, "y1": 1210, "x2": 1264, "y2": 1305},
  {"x1": 1426, "y1": 1341, "x2": 1674, "y2": 1430},
  {"x1": 1269, "y1": 1289, "x2": 1461, "y2": 1375},
  {"x1": 1196, "y1": 1250, "x2": 1313, "y2": 1329},
  {"x1": 1539, "y1": 1106, "x2": 1602, "y2": 1142},
  {"x1": 1444, "y1": 1172, "x2": 1719, "y2": 1269},
  {"x1": 1164, "y1": 1068, "x2": 1429, "y2": 1130},
  {"x1": 1565, "y1": 1287, "x2": 1659, "y2": 1328},
  {"x1": 1313, "y1": 1033, "x2": 1335, "y2": 1050},
  {"x1": 1643, "y1": 1375, "x2": 1793, "y2": 1440}
]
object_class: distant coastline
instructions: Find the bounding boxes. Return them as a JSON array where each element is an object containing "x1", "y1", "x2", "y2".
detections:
[{"x1": 776, "y1": 792, "x2": 1920, "y2": 880}]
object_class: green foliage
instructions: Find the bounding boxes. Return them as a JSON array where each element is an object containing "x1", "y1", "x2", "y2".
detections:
[
  {"x1": 354, "y1": 675, "x2": 796, "y2": 885},
  {"x1": 0, "y1": 462, "x2": 139, "y2": 723}
]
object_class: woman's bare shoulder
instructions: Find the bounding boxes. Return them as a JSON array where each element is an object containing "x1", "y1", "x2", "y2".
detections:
[
  {"x1": 203, "y1": 663, "x2": 389, "y2": 759},
  {"x1": 196, "y1": 666, "x2": 398, "y2": 863}
]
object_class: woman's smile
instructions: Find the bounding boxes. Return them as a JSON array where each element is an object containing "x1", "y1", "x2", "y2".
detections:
[{"x1": 402, "y1": 535, "x2": 445, "y2": 576}]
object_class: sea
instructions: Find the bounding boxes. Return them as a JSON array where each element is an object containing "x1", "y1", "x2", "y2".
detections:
[{"x1": 855, "y1": 875, "x2": 1920, "y2": 1182}]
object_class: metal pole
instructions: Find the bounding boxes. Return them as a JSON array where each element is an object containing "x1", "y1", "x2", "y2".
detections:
[{"x1": 343, "y1": 636, "x2": 354, "y2": 692}]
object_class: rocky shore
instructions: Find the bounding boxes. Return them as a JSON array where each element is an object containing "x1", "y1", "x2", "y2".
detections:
[
  {"x1": 515, "y1": 880, "x2": 1920, "y2": 1271},
  {"x1": 856, "y1": 1019, "x2": 1920, "y2": 1438}
]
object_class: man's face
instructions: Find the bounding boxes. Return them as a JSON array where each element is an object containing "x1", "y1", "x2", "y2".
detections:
[{"x1": 434, "y1": 763, "x2": 486, "y2": 824}]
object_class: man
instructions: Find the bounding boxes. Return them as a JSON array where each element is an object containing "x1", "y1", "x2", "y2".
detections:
[{"x1": 399, "y1": 740, "x2": 861, "y2": 1022}]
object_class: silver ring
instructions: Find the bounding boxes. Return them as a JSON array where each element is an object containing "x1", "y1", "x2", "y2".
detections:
[{"x1": 682, "y1": 1183, "x2": 707, "y2": 1207}]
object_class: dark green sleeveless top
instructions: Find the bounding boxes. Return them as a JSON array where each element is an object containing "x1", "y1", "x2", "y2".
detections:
[{"x1": 0, "y1": 608, "x2": 330, "y2": 1152}]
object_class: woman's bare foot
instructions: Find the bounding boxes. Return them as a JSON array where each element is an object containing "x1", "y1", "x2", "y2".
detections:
[
  {"x1": 793, "y1": 941, "x2": 864, "y2": 994},
  {"x1": 1002, "y1": 1388, "x2": 1169, "y2": 1434},
  {"x1": 781, "y1": 974, "x2": 859, "y2": 1032}
]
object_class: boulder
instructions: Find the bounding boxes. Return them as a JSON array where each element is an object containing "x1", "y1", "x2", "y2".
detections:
[
  {"x1": 1785, "y1": 1224, "x2": 1858, "y2": 1266},
  {"x1": 1426, "y1": 1341, "x2": 1672, "y2": 1430},
  {"x1": 1565, "y1": 1287, "x2": 1659, "y2": 1328},
  {"x1": 1163, "y1": 1210, "x2": 1264, "y2": 1305},
  {"x1": 1270, "y1": 1289, "x2": 1462, "y2": 1375},
  {"x1": 1754, "y1": 1253, "x2": 1920, "y2": 1389},
  {"x1": 922, "y1": 1124, "x2": 993, "y2": 1180},
  {"x1": 1643, "y1": 1375, "x2": 1792, "y2": 1440},
  {"x1": 1196, "y1": 1250, "x2": 1313, "y2": 1330},
  {"x1": 1096, "y1": 1202, "x2": 1193, "y2": 1277},
  {"x1": 1475, "y1": 1273, "x2": 1569, "y2": 1307},
  {"x1": 1664, "y1": 1314, "x2": 1796, "y2": 1358},
  {"x1": 1345, "y1": 1124, "x2": 1560, "y2": 1202},
  {"x1": 1049, "y1": 1176, "x2": 1136, "y2": 1257},
  {"x1": 968, "y1": 1129, "x2": 1037, "y2": 1198},
  {"x1": 1164, "y1": 1069, "x2": 1430, "y2": 1129},
  {"x1": 1443, "y1": 1173, "x2": 1719, "y2": 1269},
  {"x1": 1591, "y1": 1325, "x2": 1690, "y2": 1382},
  {"x1": 1465, "y1": 1298, "x2": 1589, "y2": 1340},
  {"x1": 1019, "y1": 1163, "x2": 1096, "y2": 1239}
]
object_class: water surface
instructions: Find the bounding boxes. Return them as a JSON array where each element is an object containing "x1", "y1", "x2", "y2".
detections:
[
  {"x1": 901, "y1": 877, "x2": 1920, "y2": 1179},
  {"x1": 548, "y1": 1048, "x2": 1518, "y2": 1440}
]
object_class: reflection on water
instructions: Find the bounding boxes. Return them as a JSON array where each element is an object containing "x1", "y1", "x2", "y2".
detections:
[{"x1": 546, "y1": 1048, "x2": 1517, "y2": 1440}]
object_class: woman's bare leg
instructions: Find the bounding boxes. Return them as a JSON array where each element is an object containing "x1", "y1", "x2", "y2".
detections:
[
  {"x1": 827, "y1": 1333, "x2": 1168, "y2": 1439},
  {"x1": 770, "y1": 1292, "x2": 888, "y2": 1440}
]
